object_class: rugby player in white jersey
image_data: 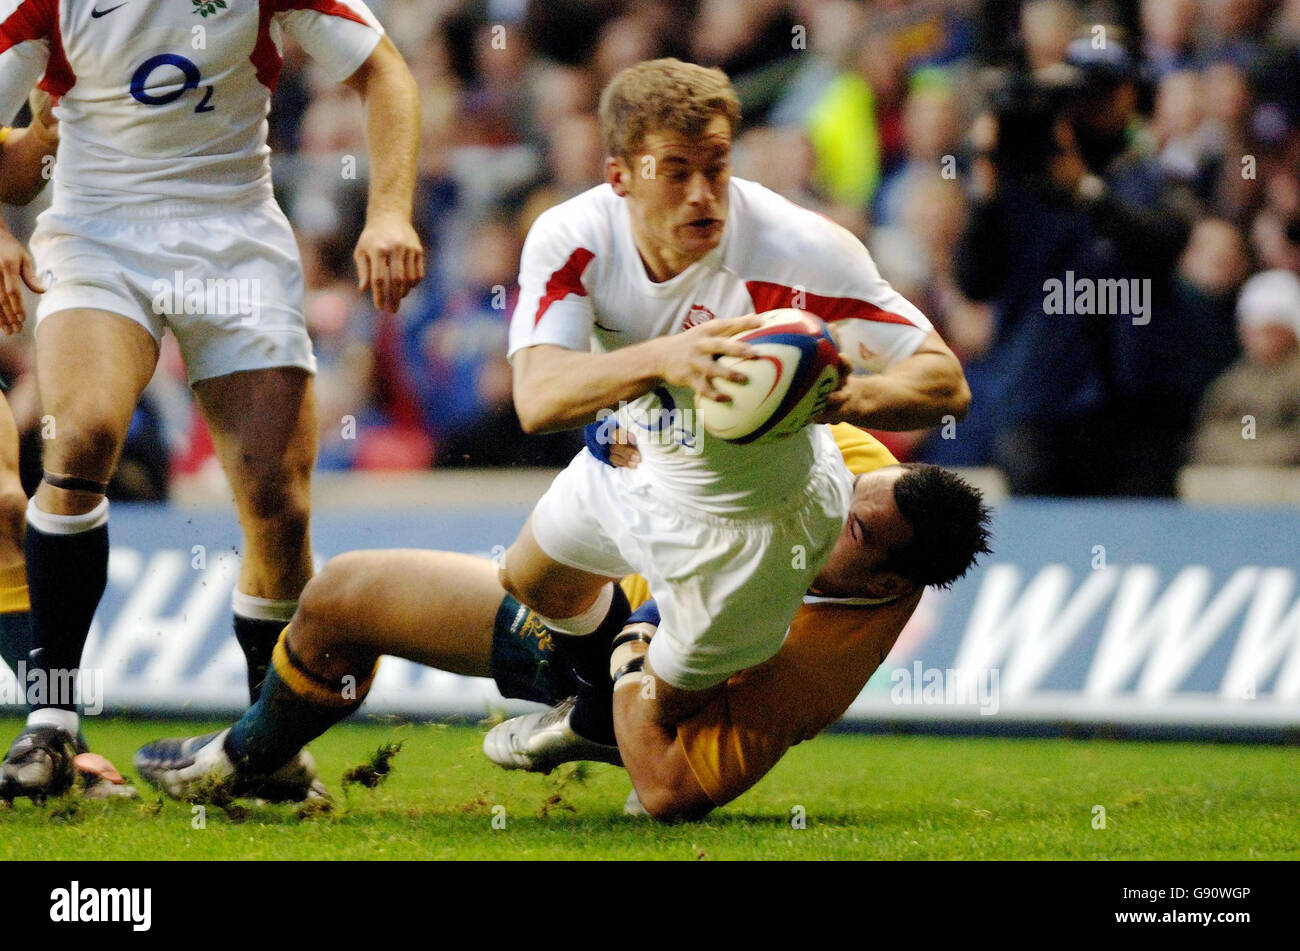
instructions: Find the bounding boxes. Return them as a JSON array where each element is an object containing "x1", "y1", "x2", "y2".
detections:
[
  {"x1": 495, "y1": 59, "x2": 970, "y2": 807},
  {"x1": 0, "y1": 0, "x2": 422, "y2": 801},
  {"x1": 1, "y1": 92, "x2": 140, "y2": 796}
]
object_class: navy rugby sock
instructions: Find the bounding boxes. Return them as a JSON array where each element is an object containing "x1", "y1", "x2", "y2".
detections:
[
  {"x1": 225, "y1": 632, "x2": 372, "y2": 775},
  {"x1": 567, "y1": 594, "x2": 660, "y2": 747},
  {"x1": 551, "y1": 583, "x2": 630, "y2": 691},
  {"x1": 232, "y1": 592, "x2": 299, "y2": 703},
  {"x1": 569, "y1": 685, "x2": 616, "y2": 746},
  {"x1": 569, "y1": 596, "x2": 662, "y2": 746},
  {"x1": 24, "y1": 499, "x2": 109, "y2": 713}
]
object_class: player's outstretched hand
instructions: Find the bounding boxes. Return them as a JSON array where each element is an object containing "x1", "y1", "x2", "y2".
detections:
[
  {"x1": 0, "y1": 230, "x2": 43, "y2": 334},
  {"x1": 652, "y1": 314, "x2": 762, "y2": 404},
  {"x1": 354, "y1": 214, "x2": 424, "y2": 313}
]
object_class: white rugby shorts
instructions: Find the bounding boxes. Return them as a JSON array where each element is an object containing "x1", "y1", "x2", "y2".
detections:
[
  {"x1": 529, "y1": 427, "x2": 853, "y2": 690},
  {"x1": 30, "y1": 200, "x2": 315, "y2": 384}
]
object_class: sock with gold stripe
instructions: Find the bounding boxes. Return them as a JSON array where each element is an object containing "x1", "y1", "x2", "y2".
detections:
[{"x1": 224, "y1": 632, "x2": 377, "y2": 775}]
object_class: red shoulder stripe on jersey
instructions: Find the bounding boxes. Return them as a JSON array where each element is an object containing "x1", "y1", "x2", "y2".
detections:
[
  {"x1": 745, "y1": 280, "x2": 917, "y2": 328},
  {"x1": 252, "y1": 1, "x2": 283, "y2": 90},
  {"x1": 535, "y1": 248, "x2": 595, "y2": 326},
  {"x1": 0, "y1": 0, "x2": 74, "y2": 94},
  {"x1": 0, "y1": 0, "x2": 49, "y2": 55},
  {"x1": 41, "y1": 3, "x2": 73, "y2": 96}
]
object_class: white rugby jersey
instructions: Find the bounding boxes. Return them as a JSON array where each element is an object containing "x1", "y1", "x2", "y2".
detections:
[
  {"x1": 508, "y1": 177, "x2": 933, "y2": 514},
  {"x1": 0, "y1": 0, "x2": 383, "y2": 213}
]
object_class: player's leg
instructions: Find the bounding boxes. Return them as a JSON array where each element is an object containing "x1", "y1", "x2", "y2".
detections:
[
  {"x1": 489, "y1": 595, "x2": 714, "y2": 816},
  {"x1": 165, "y1": 198, "x2": 320, "y2": 704},
  {"x1": 0, "y1": 393, "x2": 33, "y2": 685},
  {"x1": 290, "y1": 549, "x2": 500, "y2": 678},
  {"x1": 192, "y1": 366, "x2": 316, "y2": 703},
  {"x1": 136, "y1": 550, "x2": 505, "y2": 797},
  {"x1": 499, "y1": 517, "x2": 629, "y2": 744},
  {"x1": 499, "y1": 518, "x2": 612, "y2": 621},
  {"x1": 218, "y1": 550, "x2": 504, "y2": 776},
  {"x1": 1, "y1": 309, "x2": 157, "y2": 800},
  {"x1": 483, "y1": 588, "x2": 662, "y2": 774}
]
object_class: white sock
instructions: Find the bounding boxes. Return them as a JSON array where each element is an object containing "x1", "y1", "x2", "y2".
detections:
[
  {"x1": 535, "y1": 583, "x2": 614, "y2": 637},
  {"x1": 26, "y1": 497, "x2": 109, "y2": 535},
  {"x1": 231, "y1": 590, "x2": 298, "y2": 622},
  {"x1": 28, "y1": 706, "x2": 79, "y2": 737}
]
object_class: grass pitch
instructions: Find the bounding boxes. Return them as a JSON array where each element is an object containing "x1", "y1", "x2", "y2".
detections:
[{"x1": 1, "y1": 716, "x2": 1295, "y2": 860}]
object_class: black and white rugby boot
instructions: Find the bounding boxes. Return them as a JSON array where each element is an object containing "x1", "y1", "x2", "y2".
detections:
[{"x1": 0, "y1": 725, "x2": 78, "y2": 803}]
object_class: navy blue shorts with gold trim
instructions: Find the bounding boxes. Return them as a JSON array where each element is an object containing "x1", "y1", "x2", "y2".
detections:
[{"x1": 489, "y1": 595, "x2": 583, "y2": 705}]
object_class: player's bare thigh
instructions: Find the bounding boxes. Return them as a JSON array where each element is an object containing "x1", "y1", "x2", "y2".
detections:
[
  {"x1": 192, "y1": 366, "x2": 316, "y2": 596},
  {"x1": 498, "y1": 515, "x2": 617, "y2": 618},
  {"x1": 293, "y1": 549, "x2": 503, "y2": 679},
  {"x1": 33, "y1": 308, "x2": 159, "y2": 514},
  {"x1": 192, "y1": 367, "x2": 317, "y2": 482}
]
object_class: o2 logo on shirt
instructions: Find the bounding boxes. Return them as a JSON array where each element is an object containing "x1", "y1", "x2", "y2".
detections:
[{"x1": 129, "y1": 54, "x2": 215, "y2": 113}]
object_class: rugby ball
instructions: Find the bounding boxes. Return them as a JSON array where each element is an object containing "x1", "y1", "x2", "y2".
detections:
[{"x1": 697, "y1": 309, "x2": 842, "y2": 444}]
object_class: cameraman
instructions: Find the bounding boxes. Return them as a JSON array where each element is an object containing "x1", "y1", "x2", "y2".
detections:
[{"x1": 955, "y1": 31, "x2": 1197, "y2": 496}]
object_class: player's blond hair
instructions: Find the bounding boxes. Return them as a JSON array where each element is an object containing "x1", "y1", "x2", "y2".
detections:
[{"x1": 598, "y1": 58, "x2": 741, "y2": 160}]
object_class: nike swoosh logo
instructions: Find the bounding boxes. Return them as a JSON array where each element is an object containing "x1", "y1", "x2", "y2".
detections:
[{"x1": 91, "y1": 3, "x2": 128, "y2": 17}]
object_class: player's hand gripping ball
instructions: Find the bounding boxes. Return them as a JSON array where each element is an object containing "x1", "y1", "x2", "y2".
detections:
[{"x1": 697, "y1": 309, "x2": 843, "y2": 444}]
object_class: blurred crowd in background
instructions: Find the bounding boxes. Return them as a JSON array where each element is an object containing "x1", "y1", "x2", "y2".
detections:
[{"x1": 2, "y1": 0, "x2": 1299, "y2": 497}]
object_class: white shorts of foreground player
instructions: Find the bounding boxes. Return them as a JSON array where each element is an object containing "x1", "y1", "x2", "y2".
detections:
[
  {"x1": 30, "y1": 199, "x2": 313, "y2": 385},
  {"x1": 530, "y1": 425, "x2": 853, "y2": 690}
]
